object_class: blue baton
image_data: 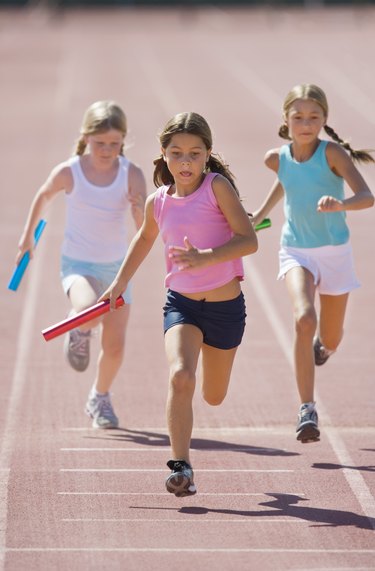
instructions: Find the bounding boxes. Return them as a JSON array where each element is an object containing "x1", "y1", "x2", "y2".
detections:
[{"x1": 8, "y1": 219, "x2": 47, "y2": 291}]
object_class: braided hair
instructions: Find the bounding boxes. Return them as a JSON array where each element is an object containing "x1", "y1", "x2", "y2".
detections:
[{"x1": 278, "y1": 84, "x2": 374, "y2": 164}]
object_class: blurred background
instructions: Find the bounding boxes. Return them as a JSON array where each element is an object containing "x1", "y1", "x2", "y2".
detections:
[{"x1": 1, "y1": 0, "x2": 374, "y2": 7}]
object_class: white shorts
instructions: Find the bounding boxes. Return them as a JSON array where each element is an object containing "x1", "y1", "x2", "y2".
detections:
[
  {"x1": 61, "y1": 255, "x2": 132, "y2": 303},
  {"x1": 278, "y1": 242, "x2": 360, "y2": 295}
]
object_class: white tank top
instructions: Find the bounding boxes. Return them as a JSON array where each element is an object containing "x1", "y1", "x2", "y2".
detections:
[{"x1": 62, "y1": 155, "x2": 130, "y2": 262}]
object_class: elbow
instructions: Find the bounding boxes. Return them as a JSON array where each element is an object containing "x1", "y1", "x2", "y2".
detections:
[
  {"x1": 246, "y1": 235, "x2": 258, "y2": 255},
  {"x1": 362, "y1": 189, "x2": 375, "y2": 209}
]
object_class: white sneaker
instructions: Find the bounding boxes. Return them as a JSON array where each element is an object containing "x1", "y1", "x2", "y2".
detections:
[
  {"x1": 85, "y1": 393, "x2": 119, "y2": 429},
  {"x1": 64, "y1": 328, "x2": 91, "y2": 372},
  {"x1": 296, "y1": 403, "x2": 320, "y2": 443}
]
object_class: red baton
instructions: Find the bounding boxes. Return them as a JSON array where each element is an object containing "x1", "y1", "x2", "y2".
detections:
[{"x1": 42, "y1": 296, "x2": 125, "y2": 341}]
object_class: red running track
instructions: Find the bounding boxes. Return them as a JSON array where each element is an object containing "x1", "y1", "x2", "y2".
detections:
[{"x1": 0, "y1": 5, "x2": 374, "y2": 570}]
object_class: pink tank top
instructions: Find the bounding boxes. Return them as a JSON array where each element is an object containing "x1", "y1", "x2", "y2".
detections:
[{"x1": 153, "y1": 173, "x2": 244, "y2": 293}]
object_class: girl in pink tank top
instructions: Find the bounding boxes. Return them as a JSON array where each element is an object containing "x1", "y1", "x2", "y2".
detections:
[{"x1": 101, "y1": 112, "x2": 258, "y2": 497}]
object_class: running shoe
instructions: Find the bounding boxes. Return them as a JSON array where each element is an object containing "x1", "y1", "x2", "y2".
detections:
[
  {"x1": 85, "y1": 393, "x2": 119, "y2": 429},
  {"x1": 313, "y1": 337, "x2": 332, "y2": 366},
  {"x1": 296, "y1": 403, "x2": 320, "y2": 443},
  {"x1": 165, "y1": 460, "x2": 197, "y2": 497},
  {"x1": 64, "y1": 328, "x2": 91, "y2": 372}
]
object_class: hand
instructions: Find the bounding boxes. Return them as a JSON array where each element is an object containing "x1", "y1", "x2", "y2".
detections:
[
  {"x1": 98, "y1": 279, "x2": 128, "y2": 310},
  {"x1": 248, "y1": 211, "x2": 263, "y2": 229},
  {"x1": 317, "y1": 196, "x2": 344, "y2": 212},
  {"x1": 168, "y1": 237, "x2": 210, "y2": 271},
  {"x1": 16, "y1": 234, "x2": 34, "y2": 265}
]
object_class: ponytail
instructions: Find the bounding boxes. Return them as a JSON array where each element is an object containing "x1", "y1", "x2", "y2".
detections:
[
  {"x1": 324, "y1": 125, "x2": 375, "y2": 164},
  {"x1": 206, "y1": 153, "x2": 239, "y2": 195},
  {"x1": 153, "y1": 155, "x2": 174, "y2": 187},
  {"x1": 278, "y1": 124, "x2": 291, "y2": 141},
  {"x1": 75, "y1": 137, "x2": 87, "y2": 156}
]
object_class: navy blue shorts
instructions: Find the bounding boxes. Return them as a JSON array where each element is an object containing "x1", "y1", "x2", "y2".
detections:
[{"x1": 163, "y1": 289, "x2": 246, "y2": 350}]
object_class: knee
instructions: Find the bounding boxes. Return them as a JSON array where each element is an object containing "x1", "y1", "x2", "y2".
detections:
[
  {"x1": 294, "y1": 307, "x2": 317, "y2": 337},
  {"x1": 169, "y1": 367, "x2": 195, "y2": 396},
  {"x1": 321, "y1": 329, "x2": 343, "y2": 352},
  {"x1": 203, "y1": 391, "x2": 226, "y2": 406},
  {"x1": 102, "y1": 339, "x2": 125, "y2": 361}
]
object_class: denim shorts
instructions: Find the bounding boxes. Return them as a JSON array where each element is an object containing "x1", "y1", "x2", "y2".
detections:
[
  {"x1": 60, "y1": 255, "x2": 132, "y2": 303},
  {"x1": 163, "y1": 289, "x2": 246, "y2": 350}
]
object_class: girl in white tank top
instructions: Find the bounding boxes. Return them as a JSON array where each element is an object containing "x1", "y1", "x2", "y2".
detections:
[{"x1": 15, "y1": 100, "x2": 147, "y2": 429}]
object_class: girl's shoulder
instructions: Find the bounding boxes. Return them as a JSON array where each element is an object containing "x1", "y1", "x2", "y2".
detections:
[
  {"x1": 128, "y1": 160, "x2": 146, "y2": 186},
  {"x1": 324, "y1": 140, "x2": 347, "y2": 160},
  {"x1": 49, "y1": 159, "x2": 74, "y2": 186},
  {"x1": 264, "y1": 147, "x2": 282, "y2": 172},
  {"x1": 210, "y1": 172, "x2": 228, "y2": 190},
  {"x1": 324, "y1": 140, "x2": 353, "y2": 172}
]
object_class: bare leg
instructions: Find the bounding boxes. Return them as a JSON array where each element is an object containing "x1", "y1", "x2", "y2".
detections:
[
  {"x1": 94, "y1": 304, "x2": 130, "y2": 394},
  {"x1": 164, "y1": 324, "x2": 202, "y2": 464},
  {"x1": 285, "y1": 267, "x2": 317, "y2": 404},
  {"x1": 200, "y1": 344, "x2": 238, "y2": 406},
  {"x1": 318, "y1": 293, "x2": 349, "y2": 351},
  {"x1": 68, "y1": 276, "x2": 102, "y2": 331}
]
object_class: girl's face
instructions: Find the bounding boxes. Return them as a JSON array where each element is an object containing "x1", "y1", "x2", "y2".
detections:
[
  {"x1": 285, "y1": 98, "x2": 326, "y2": 144},
  {"x1": 162, "y1": 133, "x2": 211, "y2": 192},
  {"x1": 85, "y1": 129, "x2": 124, "y2": 165}
]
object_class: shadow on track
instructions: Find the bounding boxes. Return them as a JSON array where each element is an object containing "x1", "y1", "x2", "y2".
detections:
[
  {"x1": 82, "y1": 427, "x2": 299, "y2": 457},
  {"x1": 131, "y1": 493, "x2": 375, "y2": 530},
  {"x1": 312, "y1": 462, "x2": 375, "y2": 473}
]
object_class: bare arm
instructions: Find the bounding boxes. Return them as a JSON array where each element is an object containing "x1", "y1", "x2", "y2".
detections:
[
  {"x1": 128, "y1": 162, "x2": 147, "y2": 230},
  {"x1": 169, "y1": 175, "x2": 258, "y2": 271},
  {"x1": 319, "y1": 143, "x2": 374, "y2": 212},
  {"x1": 99, "y1": 193, "x2": 159, "y2": 309},
  {"x1": 16, "y1": 163, "x2": 73, "y2": 263},
  {"x1": 251, "y1": 148, "x2": 284, "y2": 227}
]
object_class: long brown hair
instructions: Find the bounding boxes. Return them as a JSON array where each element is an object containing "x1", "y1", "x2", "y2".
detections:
[
  {"x1": 153, "y1": 112, "x2": 239, "y2": 193},
  {"x1": 278, "y1": 84, "x2": 374, "y2": 164}
]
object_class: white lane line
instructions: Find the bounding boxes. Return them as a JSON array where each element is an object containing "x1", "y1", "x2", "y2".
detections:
[
  {"x1": 225, "y1": 58, "x2": 282, "y2": 114},
  {"x1": 60, "y1": 426, "x2": 375, "y2": 433},
  {"x1": 243, "y1": 258, "x2": 375, "y2": 528},
  {"x1": 137, "y1": 49, "x2": 180, "y2": 118},
  {"x1": 242, "y1": 262, "x2": 292, "y2": 362},
  {"x1": 58, "y1": 492, "x2": 304, "y2": 496},
  {"x1": 0, "y1": 234, "x2": 46, "y2": 568},
  {"x1": 61, "y1": 518, "x2": 303, "y2": 523},
  {"x1": 222, "y1": 59, "x2": 375, "y2": 528},
  {"x1": 60, "y1": 447, "x2": 285, "y2": 453},
  {"x1": 2, "y1": 548, "x2": 374, "y2": 553},
  {"x1": 60, "y1": 469, "x2": 293, "y2": 473},
  {"x1": 312, "y1": 64, "x2": 375, "y2": 127},
  {"x1": 60, "y1": 426, "x2": 293, "y2": 432}
]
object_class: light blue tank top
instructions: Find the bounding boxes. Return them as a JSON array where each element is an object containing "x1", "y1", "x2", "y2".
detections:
[{"x1": 278, "y1": 140, "x2": 349, "y2": 248}]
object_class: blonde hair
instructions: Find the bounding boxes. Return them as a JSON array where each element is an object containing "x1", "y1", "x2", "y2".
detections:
[
  {"x1": 279, "y1": 84, "x2": 374, "y2": 164},
  {"x1": 74, "y1": 101, "x2": 127, "y2": 156},
  {"x1": 153, "y1": 112, "x2": 238, "y2": 193}
]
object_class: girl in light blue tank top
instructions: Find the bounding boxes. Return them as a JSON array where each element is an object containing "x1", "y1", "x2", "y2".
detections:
[{"x1": 252, "y1": 84, "x2": 374, "y2": 445}]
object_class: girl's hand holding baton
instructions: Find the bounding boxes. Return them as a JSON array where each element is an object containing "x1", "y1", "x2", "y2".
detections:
[
  {"x1": 254, "y1": 218, "x2": 271, "y2": 231},
  {"x1": 42, "y1": 295, "x2": 125, "y2": 341},
  {"x1": 8, "y1": 219, "x2": 47, "y2": 291},
  {"x1": 41, "y1": 219, "x2": 271, "y2": 341}
]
